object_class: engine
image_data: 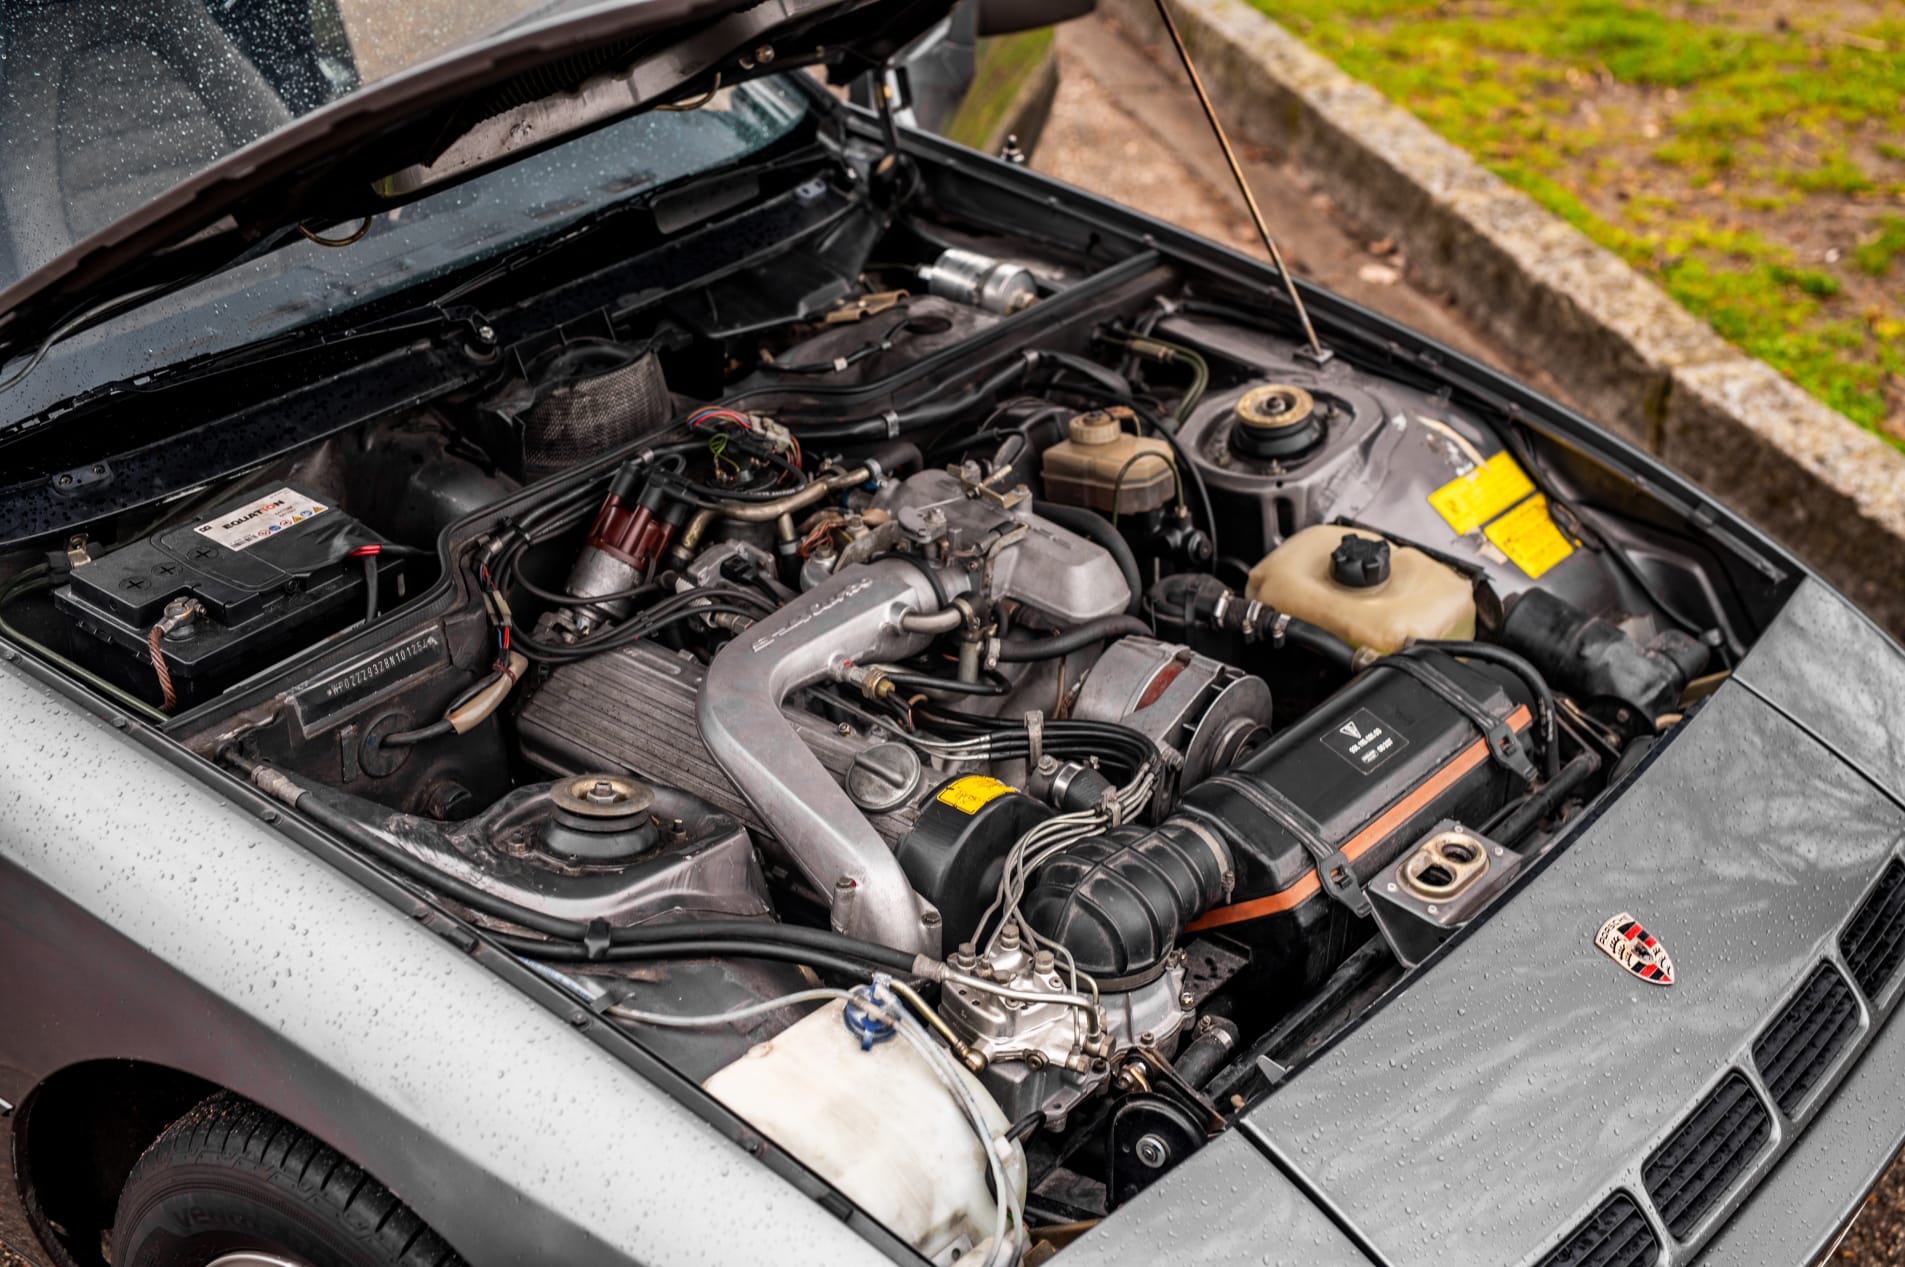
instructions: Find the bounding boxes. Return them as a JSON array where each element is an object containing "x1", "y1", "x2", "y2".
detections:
[
  {"x1": 415, "y1": 391, "x2": 1571, "y2": 1186},
  {"x1": 13, "y1": 235, "x2": 1737, "y2": 1265}
]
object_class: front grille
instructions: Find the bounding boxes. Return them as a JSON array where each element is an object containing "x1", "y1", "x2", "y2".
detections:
[
  {"x1": 1841, "y1": 859, "x2": 1905, "y2": 999},
  {"x1": 1537, "y1": 1192, "x2": 1660, "y2": 1267},
  {"x1": 1753, "y1": 962, "x2": 1860, "y2": 1116},
  {"x1": 1642, "y1": 1072, "x2": 1773, "y2": 1240}
]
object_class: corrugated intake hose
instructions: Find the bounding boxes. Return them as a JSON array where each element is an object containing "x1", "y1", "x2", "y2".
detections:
[{"x1": 1019, "y1": 817, "x2": 1233, "y2": 980}]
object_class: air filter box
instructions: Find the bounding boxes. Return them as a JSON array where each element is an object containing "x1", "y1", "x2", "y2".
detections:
[
  {"x1": 1179, "y1": 650, "x2": 1533, "y2": 990},
  {"x1": 54, "y1": 484, "x2": 389, "y2": 709}
]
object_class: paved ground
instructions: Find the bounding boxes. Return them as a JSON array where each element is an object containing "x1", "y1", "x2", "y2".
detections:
[
  {"x1": 1029, "y1": 11, "x2": 1573, "y2": 407},
  {"x1": 1843, "y1": 1161, "x2": 1905, "y2": 1263}
]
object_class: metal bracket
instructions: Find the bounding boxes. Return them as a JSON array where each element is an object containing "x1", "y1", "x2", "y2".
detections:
[
  {"x1": 1379, "y1": 654, "x2": 1539, "y2": 784},
  {"x1": 825, "y1": 289, "x2": 909, "y2": 324},
  {"x1": 1214, "y1": 774, "x2": 1374, "y2": 919},
  {"x1": 1125, "y1": 1045, "x2": 1227, "y2": 1134}
]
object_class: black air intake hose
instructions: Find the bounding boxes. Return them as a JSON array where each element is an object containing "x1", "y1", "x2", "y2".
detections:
[
  {"x1": 1497, "y1": 588, "x2": 1707, "y2": 722},
  {"x1": 1019, "y1": 817, "x2": 1231, "y2": 980},
  {"x1": 1147, "y1": 573, "x2": 1357, "y2": 674}
]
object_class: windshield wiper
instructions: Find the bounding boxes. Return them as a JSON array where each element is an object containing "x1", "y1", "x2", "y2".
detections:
[
  {"x1": 0, "y1": 292, "x2": 497, "y2": 466},
  {"x1": 0, "y1": 283, "x2": 179, "y2": 395}
]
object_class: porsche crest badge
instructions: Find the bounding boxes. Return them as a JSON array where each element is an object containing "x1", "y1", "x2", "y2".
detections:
[{"x1": 1594, "y1": 912, "x2": 1674, "y2": 986}]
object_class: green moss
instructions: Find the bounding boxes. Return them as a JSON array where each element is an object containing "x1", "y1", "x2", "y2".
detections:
[
  {"x1": 1781, "y1": 150, "x2": 1875, "y2": 195},
  {"x1": 1854, "y1": 216, "x2": 1905, "y2": 278},
  {"x1": 1244, "y1": 0, "x2": 1905, "y2": 443},
  {"x1": 940, "y1": 29, "x2": 1054, "y2": 152},
  {"x1": 1769, "y1": 265, "x2": 1842, "y2": 298}
]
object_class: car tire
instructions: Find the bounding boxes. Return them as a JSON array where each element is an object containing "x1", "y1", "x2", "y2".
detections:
[{"x1": 111, "y1": 1092, "x2": 465, "y2": 1267}]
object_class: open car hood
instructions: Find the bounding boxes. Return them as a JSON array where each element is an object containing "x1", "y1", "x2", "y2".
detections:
[{"x1": 0, "y1": 0, "x2": 948, "y2": 370}]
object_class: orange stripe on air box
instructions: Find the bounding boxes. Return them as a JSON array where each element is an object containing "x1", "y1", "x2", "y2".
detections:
[{"x1": 1183, "y1": 704, "x2": 1533, "y2": 932}]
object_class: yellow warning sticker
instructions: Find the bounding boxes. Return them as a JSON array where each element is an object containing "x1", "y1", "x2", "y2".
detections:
[
  {"x1": 1428, "y1": 452, "x2": 1536, "y2": 536},
  {"x1": 936, "y1": 775, "x2": 1015, "y2": 815},
  {"x1": 1484, "y1": 495, "x2": 1575, "y2": 579}
]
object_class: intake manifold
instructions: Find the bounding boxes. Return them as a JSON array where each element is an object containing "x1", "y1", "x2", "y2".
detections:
[{"x1": 697, "y1": 557, "x2": 959, "y2": 956}]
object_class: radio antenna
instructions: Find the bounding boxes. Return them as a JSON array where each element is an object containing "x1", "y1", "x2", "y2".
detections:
[{"x1": 1151, "y1": 0, "x2": 1330, "y2": 364}]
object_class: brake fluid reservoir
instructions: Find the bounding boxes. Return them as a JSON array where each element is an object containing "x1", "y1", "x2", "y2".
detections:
[
  {"x1": 1247, "y1": 526, "x2": 1475, "y2": 654},
  {"x1": 703, "y1": 998, "x2": 1026, "y2": 1261},
  {"x1": 1039, "y1": 407, "x2": 1178, "y2": 515}
]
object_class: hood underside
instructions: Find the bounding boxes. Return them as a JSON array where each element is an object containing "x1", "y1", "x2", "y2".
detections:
[{"x1": 0, "y1": 0, "x2": 947, "y2": 369}]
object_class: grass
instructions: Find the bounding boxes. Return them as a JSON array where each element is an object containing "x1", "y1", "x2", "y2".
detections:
[
  {"x1": 1251, "y1": 0, "x2": 1905, "y2": 442},
  {"x1": 1856, "y1": 216, "x2": 1905, "y2": 278},
  {"x1": 941, "y1": 30, "x2": 1055, "y2": 152}
]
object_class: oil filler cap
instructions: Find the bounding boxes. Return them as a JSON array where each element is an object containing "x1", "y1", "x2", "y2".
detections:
[
  {"x1": 845, "y1": 743, "x2": 924, "y2": 813},
  {"x1": 1330, "y1": 534, "x2": 1390, "y2": 588}
]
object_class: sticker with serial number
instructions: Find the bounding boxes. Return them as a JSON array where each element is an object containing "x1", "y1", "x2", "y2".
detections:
[
  {"x1": 1483, "y1": 494, "x2": 1575, "y2": 579},
  {"x1": 1320, "y1": 707, "x2": 1409, "y2": 775},
  {"x1": 936, "y1": 775, "x2": 1015, "y2": 815},
  {"x1": 194, "y1": 487, "x2": 329, "y2": 552},
  {"x1": 1427, "y1": 451, "x2": 1535, "y2": 536}
]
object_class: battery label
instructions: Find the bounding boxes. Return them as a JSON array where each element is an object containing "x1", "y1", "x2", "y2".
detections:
[
  {"x1": 1320, "y1": 707, "x2": 1409, "y2": 775},
  {"x1": 194, "y1": 488, "x2": 329, "y2": 552}
]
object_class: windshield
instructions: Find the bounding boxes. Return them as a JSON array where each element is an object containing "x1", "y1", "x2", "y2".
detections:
[
  {"x1": 4, "y1": 68, "x2": 810, "y2": 417},
  {"x1": 0, "y1": 0, "x2": 593, "y2": 288}
]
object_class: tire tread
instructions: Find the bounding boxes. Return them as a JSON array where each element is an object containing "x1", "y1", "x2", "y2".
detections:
[{"x1": 117, "y1": 1093, "x2": 465, "y2": 1267}]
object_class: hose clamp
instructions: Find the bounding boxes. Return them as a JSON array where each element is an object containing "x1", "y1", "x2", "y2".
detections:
[{"x1": 1024, "y1": 709, "x2": 1045, "y2": 770}]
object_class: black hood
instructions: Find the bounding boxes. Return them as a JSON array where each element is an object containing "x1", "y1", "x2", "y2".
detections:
[{"x1": 0, "y1": 0, "x2": 947, "y2": 371}]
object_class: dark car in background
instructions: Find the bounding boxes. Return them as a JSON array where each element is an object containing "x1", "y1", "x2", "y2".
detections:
[{"x1": 1, "y1": 2, "x2": 1902, "y2": 1266}]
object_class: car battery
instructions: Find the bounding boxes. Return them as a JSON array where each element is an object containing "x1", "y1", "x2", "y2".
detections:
[
  {"x1": 54, "y1": 485, "x2": 392, "y2": 710},
  {"x1": 1178, "y1": 649, "x2": 1535, "y2": 990}
]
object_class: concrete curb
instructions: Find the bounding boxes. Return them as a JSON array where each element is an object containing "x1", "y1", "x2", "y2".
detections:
[
  {"x1": 1099, "y1": 0, "x2": 1905, "y2": 630},
  {"x1": 981, "y1": 42, "x2": 1061, "y2": 159}
]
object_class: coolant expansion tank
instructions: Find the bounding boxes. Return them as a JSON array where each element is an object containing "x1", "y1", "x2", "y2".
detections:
[{"x1": 1246, "y1": 525, "x2": 1474, "y2": 654}]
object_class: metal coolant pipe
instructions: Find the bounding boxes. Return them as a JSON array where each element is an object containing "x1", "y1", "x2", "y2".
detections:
[{"x1": 697, "y1": 557, "x2": 964, "y2": 957}]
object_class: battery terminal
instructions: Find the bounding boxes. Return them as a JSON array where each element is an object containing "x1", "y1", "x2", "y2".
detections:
[{"x1": 147, "y1": 598, "x2": 203, "y2": 713}]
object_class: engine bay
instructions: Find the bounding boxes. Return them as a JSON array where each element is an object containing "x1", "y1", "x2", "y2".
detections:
[{"x1": 0, "y1": 114, "x2": 1790, "y2": 1264}]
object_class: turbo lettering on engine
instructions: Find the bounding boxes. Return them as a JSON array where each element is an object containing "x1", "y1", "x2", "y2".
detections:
[{"x1": 749, "y1": 576, "x2": 875, "y2": 653}]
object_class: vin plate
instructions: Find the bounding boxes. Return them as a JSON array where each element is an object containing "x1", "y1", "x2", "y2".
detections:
[
  {"x1": 1321, "y1": 708, "x2": 1408, "y2": 775},
  {"x1": 291, "y1": 629, "x2": 446, "y2": 733}
]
